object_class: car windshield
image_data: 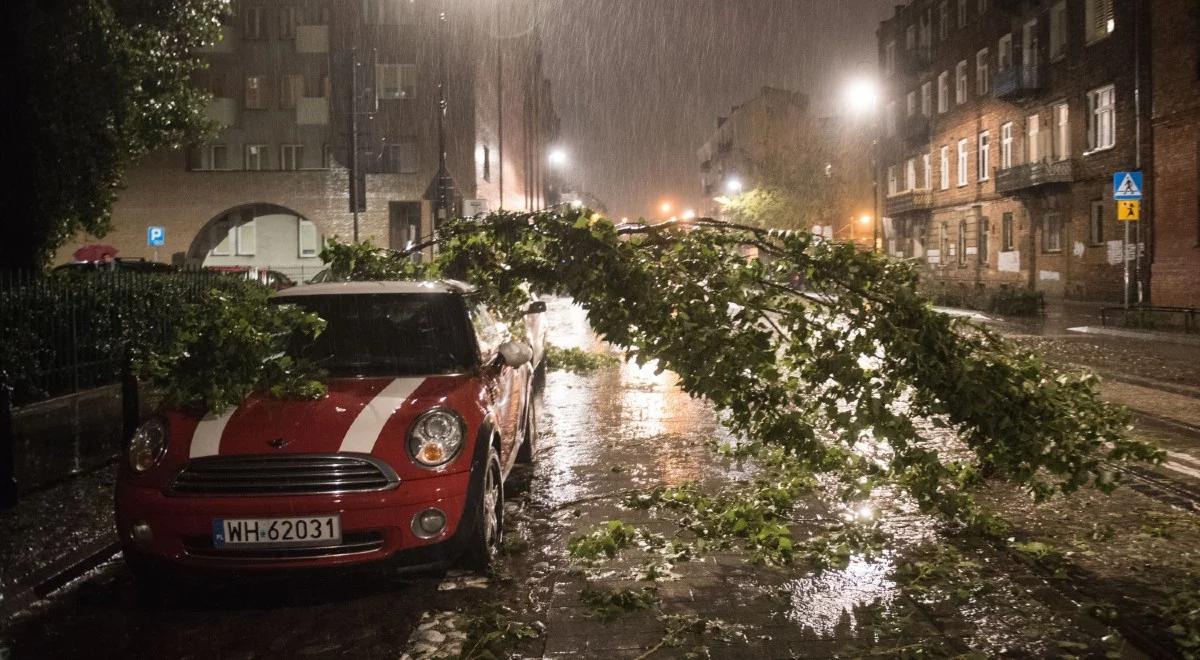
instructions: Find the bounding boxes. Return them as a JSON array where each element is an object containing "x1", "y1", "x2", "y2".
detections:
[{"x1": 277, "y1": 293, "x2": 477, "y2": 377}]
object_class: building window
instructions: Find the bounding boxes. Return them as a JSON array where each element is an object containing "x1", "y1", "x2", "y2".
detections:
[
  {"x1": 1085, "y1": 0, "x2": 1115, "y2": 44},
  {"x1": 280, "y1": 74, "x2": 304, "y2": 109},
  {"x1": 1053, "y1": 102, "x2": 1070, "y2": 160},
  {"x1": 957, "y1": 139, "x2": 969, "y2": 186},
  {"x1": 978, "y1": 132, "x2": 990, "y2": 181},
  {"x1": 998, "y1": 34, "x2": 1013, "y2": 71},
  {"x1": 1087, "y1": 85, "x2": 1116, "y2": 152},
  {"x1": 482, "y1": 145, "x2": 491, "y2": 182},
  {"x1": 923, "y1": 153, "x2": 932, "y2": 190},
  {"x1": 906, "y1": 25, "x2": 917, "y2": 50},
  {"x1": 1043, "y1": 213, "x2": 1063, "y2": 252},
  {"x1": 281, "y1": 144, "x2": 303, "y2": 171},
  {"x1": 957, "y1": 0, "x2": 968, "y2": 28},
  {"x1": 377, "y1": 63, "x2": 417, "y2": 100},
  {"x1": 886, "y1": 101, "x2": 897, "y2": 136},
  {"x1": 906, "y1": 158, "x2": 917, "y2": 191},
  {"x1": 940, "y1": 222, "x2": 950, "y2": 265},
  {"x1": 1001, "y1": 123, "x2": 1013, "y2": 169},
  {"x1": 190, "y1": 144, "x2": 229, "y2": 171},
  {"x1": 955, "y1": 61, "x2": 968, "y2": 105},
  {"x1": 279, "y1": 6, "x2": 297, "y2": 39},
  {"x1": 884, "y1": 41, "x2": 896, "y2": 76},
  {"x1": 978, "y1": 215, "x2": 989, "y2": 263},
  {"x1": 1002, "y1": 212, "x2": 1014, "y2": 251},
  {"x1": 939, "y1": 146, "x2": 950, "y2": 190},
  {"x1": 245, "y1": 75, "x2": 268, "y2": 109},
  {"x1": 958, "y1": 219, "x2": 968, "y2": 266},
  {"x1": 907, "y1": 91, "x2": 917, "y2": 117},
  {"x1": 976, "y1": 49, "x2": 989, "y2": 95},
  {"x1": 939, "y1": 1, "x2": 949, "y2": 41},
  {"x1": 1089, "y1": 200, "x2": 1105, "y2": 245},
  {"x1": 385, "y1": 138, "x2": 419, "y2": 173},
  {"x1": 1027, "y1": 114, "x2": 1041, "y2": 163},
  {"x1": 921, "y1": 82, "x2": 932, "y2": 116},
  {"x1": 938, "y1": 71, "x2": 949, "y2": 113},
  {"x1": 887, "y1": 165, "x2": 898, "y2": 196},
  {"x1": 245, "y1": 144, "x2": 269, "y2": 170},
  {"x1": 1049, "y1": 1, "x2": 1068, "y2": 60},
  {"x1": 236, "y1": 219, "x2": 256, "y2": 256},
  {"x1": 244, "y1": 6, "x2": 264, "y2": 39},
  {"x1": 298, "y1": 218, "x2": 319, "y2": 257}
]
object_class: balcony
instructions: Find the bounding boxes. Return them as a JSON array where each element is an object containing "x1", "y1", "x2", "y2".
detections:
[
  {"x1": 995, "y1": 160, "x2": 1074, "y2": 194},
  {"x1": 205, "y1": 97, "x2": 237, "y2": 127},
  {"x1": 296, "y1": 96, "x2": 329, "y2": 125},
  {"x1": 295, "y1": 25, "x2": 329, "y2": 53},
  {"x1": 992, "y1": 65, "x2": 1041, "y2": 101},
  {"x1": 885, "y1": 189, "x2": 933, "y2": 216}
]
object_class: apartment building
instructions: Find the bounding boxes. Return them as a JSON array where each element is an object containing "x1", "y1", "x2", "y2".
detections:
[
  {"x1": 56, "y1": 0, "x2": 558, "y2": 281},
  {"x1": 878, "y1": 0, "x2": 1146, "y2": 301},
  {"x1": 1149, "y1": 0, "x2": 1200, "y2": 308},
  {"x1": 698, "y1": 87, "x2": 873, "y2": 241}
]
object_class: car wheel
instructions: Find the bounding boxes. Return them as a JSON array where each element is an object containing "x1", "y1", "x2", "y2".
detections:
[
  {"x1": 461, "y1": 443, "x2": 504, "y2": 571},
  {"x1": 515, "y1": 400, "x2": 536, "y2": 464},
  {"x1": 124, "y1": 551, "x2": 170, "y2": 606}
]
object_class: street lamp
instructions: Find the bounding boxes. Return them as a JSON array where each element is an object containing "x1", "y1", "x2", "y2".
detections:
[
  {"x1": 843, "y1": 76, "x2": 881, "y2": 253},
  {"x1": 724, "y1": 178, "x2": 744, "y2": 195},
  {"x1": 548, "y1": 148, "x2": 568, "y2": 168},
  {"x1": 681, "y1": 209, "x2": 696, "y2": 220},
  {"x1": 660, "y1": 201, "x2": 672, "y2": 215}
]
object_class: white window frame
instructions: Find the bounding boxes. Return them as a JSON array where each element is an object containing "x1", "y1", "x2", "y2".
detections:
[
  {"x1": 907, "y1": 91, "x2": 917, "y2": 117},
  {"x1": 1049, "y1": 1, "x2": 1068, "y2": 60},
  {"x1": 211, "y1": 218, "x2": 232, "y2": 256},
  {"x1": 905, "y1": 158, "x2": 917, "y2": 191},
  {"x1": 938, "y1": 71, "x2": 949, "y2": 113},
  {"x1": 298, "y1": 218, "x2": 320, "y2": 257},
  {"x1": 1087, "y1": 84, "x2": 1116, "y2": 152},
  {"x1": 1027, "y1": 114, "x2": 1041, "y2": 163},
  {"x1": 236, "y1": 219, "x2": 257, "y2": 256},
  {"x1": 976, "y1": 49, "x2": 989, "y2": 95},
  {"x1": 1043, "y1": 213, "x2": 1063, "y2": 252},
  {"x1": 887, "y1": 165, "x2": 899, "y2": 196},
  {"x1": 194, "y1": 143, "x2": 230, "y2": 171},
  {"x1": 1053, "y1": 102, "x2": 1070, "y2": 161},
  {"x1": 245, "y1": 75, "x2": 268, "y2": 110},
  {"x1": 955, "y1": 61, "x2": 968, "y2": 105},
  {"x1": 939, "y1": 146, "x2": 950, "y2": 190},
  {"x1": 281, "y1": 144, "x2": 303, "y2": 171},
  {"x1": 1000, "y1": 123, "x2": 1013, "y2": 169},
  {"x1": 998, "y1": 34, "x2": 1013, "y2": 71},
  {"x1": 245, "y1": 144, "x2": 268, "y2": 171},
  {"x1": 978, "y1": 131, "x2": 991, "y2": 181},
  {"x1": 1085, "y1": 0, "x2": 1115, "y2": 44},
  {"x1": 922, "y1": 153, "x2": 932, "y2": 190},
  {"x1": 957, "y1": 138, "x2": 970, "y2": 186},
  {"x1": 921, "y1": 82, "x2": 932, "y2": 116}
]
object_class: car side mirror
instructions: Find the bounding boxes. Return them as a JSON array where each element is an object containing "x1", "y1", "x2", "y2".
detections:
[
  {"x1": 497, "y1": 340, "x2": 534, "y2": 368},
  {"x1": 524, "y1": 300, "x2": 547, "y2": 315}
]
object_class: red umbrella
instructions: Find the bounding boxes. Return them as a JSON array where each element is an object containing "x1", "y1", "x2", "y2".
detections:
[{"x1": 72, "y1": 244, "x2": 119, "y2": 262}]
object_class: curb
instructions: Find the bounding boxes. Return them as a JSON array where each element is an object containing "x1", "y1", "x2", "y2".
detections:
[
  {"x1": 1067, "y1": 325, "x2": 1200, "y2": 348},
  {"x1": 0, "y1": 538, "x2": 120, "y2": 622}
]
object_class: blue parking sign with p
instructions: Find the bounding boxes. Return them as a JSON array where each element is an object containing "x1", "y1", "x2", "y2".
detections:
[{"x1": 147, "y1": 226, "x2": 165, "y2": 247}]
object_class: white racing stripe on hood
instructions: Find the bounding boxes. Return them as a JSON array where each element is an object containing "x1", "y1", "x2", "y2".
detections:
[
  {"x1": 190, "y1": 406, "x2": 239, "y2": 458},
  {"x1": 339, "y1": 378, "x2": 426, "y2": 454}
]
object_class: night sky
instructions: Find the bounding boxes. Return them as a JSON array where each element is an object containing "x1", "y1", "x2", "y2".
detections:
[{"x1": 540, "y1": 0, "x2": 897, "y2": 220}]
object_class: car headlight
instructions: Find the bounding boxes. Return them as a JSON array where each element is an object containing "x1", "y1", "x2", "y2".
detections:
[
  {"x1": 128, "y1": 418, "x2": 169, "y2": 473},
  {"x1": 407, "y1": 409, "x2": 465, "y2": 468}
]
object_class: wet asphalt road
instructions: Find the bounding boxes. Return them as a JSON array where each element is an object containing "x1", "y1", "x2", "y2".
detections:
[{"x1": 1, "y1": 299, "x2": 1196, "y2": 659}]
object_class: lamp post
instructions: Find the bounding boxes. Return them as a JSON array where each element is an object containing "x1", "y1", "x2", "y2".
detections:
[{"x1": 844, "y1": 77, "x2": 881, "y2": 254}]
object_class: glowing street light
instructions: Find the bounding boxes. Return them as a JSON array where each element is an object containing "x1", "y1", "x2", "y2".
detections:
[
  {"x1": 843, "y1": 77, "x2": 879, "y2": 116},
  {"x1": 548, "y1": 148, "x2": 569, "y2": 167},
  {"x1": 858, "y1": 214, "x2": 873, "y2": 225},
  {"x1": 660, "y1": 201, "x2": 672, "y2": 215},
  {"x1": 724, "y1": 178, "x2": 744, "y2": 194},
  {"x1": 681, "y1": 209, "x2": 696, "y2": 220}
]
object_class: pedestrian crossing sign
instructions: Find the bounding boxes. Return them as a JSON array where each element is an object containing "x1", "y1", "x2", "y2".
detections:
[
  {"x1": 1117, "y1": 200, "x2": 1140, "y2": 221},
  {"x1": 1113, "y1": 171, "x2": 1143, "y2": 200}
]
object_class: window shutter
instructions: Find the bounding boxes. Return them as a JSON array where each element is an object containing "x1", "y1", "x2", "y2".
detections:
[{"x1": 237, "y1": 219, "x2": 256, "y2": 256}]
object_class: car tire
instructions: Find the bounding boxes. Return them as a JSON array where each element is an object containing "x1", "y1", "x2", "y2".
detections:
[
  {"x1": 460, "y1": 444, "x2": 504, "y2": 571},
  {"x1": 124, "y1": 551, "x2": 170, "y2": 606},
  {"x1": 515, "y1": 400, "x2": 536, "y2": 464}
]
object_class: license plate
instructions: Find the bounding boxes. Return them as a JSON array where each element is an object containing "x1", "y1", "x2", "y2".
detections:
[{"x1": 213, "y1": 515, "x2": 341, "y2": 548}]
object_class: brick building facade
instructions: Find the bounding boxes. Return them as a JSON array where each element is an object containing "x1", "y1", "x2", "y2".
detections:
[
  {"x1": 878, "y1": 0, "x2": 1149, "y2": 302},
  {"x1": 1149, "y1": 0, "x2": 1200, "y2": 307},
  {"x1": 56, "y1": 0, "x2": 558, "y2": 281}
]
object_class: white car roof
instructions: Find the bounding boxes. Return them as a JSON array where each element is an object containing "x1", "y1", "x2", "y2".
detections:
[{"x1": 274, "y1": 280, "x2": 474, "y2": 298}]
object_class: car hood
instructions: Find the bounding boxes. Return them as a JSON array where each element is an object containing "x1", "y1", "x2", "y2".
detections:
[{"x1": 179, "y1": 376, "x2": 479, "y2": 461}]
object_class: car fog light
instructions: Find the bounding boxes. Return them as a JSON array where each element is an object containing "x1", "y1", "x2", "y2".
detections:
[
  {"x1": 411, "y1": 508, "x2": 447, "y2": 539},
  {"x1": 131, "y1": 521, "x2": 153, "y2": 546}
]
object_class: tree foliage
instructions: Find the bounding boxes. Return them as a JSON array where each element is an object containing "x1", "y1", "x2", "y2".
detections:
[
  {"x1": 2, "y1": 0, "x2": 227, "y2": 269},
  {"x1": 322, "y1": 208, "x2": 1160, "y2": 523}
]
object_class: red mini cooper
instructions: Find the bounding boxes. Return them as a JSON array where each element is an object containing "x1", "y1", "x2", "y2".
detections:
[{"x1": 115, "y1": 281, "x2": 545, "y2": 588}]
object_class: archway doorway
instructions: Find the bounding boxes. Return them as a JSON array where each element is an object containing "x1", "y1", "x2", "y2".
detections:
[{"x1": 188, "y1": 203, "x2": 325, "y2": 284}]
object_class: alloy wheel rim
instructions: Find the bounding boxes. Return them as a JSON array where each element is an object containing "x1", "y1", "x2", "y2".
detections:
[{"x1": 482, "y1": 460, "x2": 500, "y2": 549}]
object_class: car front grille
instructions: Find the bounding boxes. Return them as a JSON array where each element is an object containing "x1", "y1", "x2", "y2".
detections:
[
  {"x1": 183, "y1": 531, "x2": 386, "y2": 560},
  {"x1": 168, "y1": 454, "x2": 400, "y2": 496}
]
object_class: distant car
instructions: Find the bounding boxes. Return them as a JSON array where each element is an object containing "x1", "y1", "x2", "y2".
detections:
[
  {"x1": 116, "y1": 280, "x2": 547, "y2": 591},
  {"x1": 206, "y1": 266, "x2": 296, "y2": 291},
  {"x1": 54, "y1": 258, "x2": 177, "y2": 274},
  {"x1": 307, "y1": 268, "x2": 337, "y2": 284}
]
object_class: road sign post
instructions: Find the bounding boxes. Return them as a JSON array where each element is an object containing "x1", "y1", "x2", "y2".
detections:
[{"x1": 1113, "y1": 172, "x2": 1144, "y2": 310}]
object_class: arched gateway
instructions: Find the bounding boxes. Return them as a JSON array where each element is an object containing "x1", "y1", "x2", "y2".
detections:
[{"x1": 187, "y1": 203, "x2": 326, "y2": 284}]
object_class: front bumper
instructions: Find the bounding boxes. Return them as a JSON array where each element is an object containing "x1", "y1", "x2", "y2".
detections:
[{"x1": 116, "y1": 470, "x2": 471, "y2": 571}]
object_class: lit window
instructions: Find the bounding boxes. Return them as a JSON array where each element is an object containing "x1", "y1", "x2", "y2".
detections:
[
  {"x1": 978, "y1": 131, "x2": 990, "y2": 181},
  {"x1": 1000, "y1": 123, "x2": 1013, "y2": 169},
  {"x1": 1087, "y1": 85, "x2": 1115, "y2": 151},
  {"x1": 923, "y1": 153, "x2": 932, "y2": 190},
  {"x1": 1027, "y1": 114, "x2": 1041, "y2": 163},
  {"x1": 938, "y1": 71, "x2": 949, "y2": 113},
  {"x1": 957, "y1": 139, "x2": 969, "y2": 186},
  {"x1": 1053, "y1": 103, "x2": 1071, "y2": 160},
  {"x1": 939, "y1": 146, "x2": 950, "y2": 190},
  {"x1": 1085, "y1": 0, "x2": 1115, "y2": 44}
]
